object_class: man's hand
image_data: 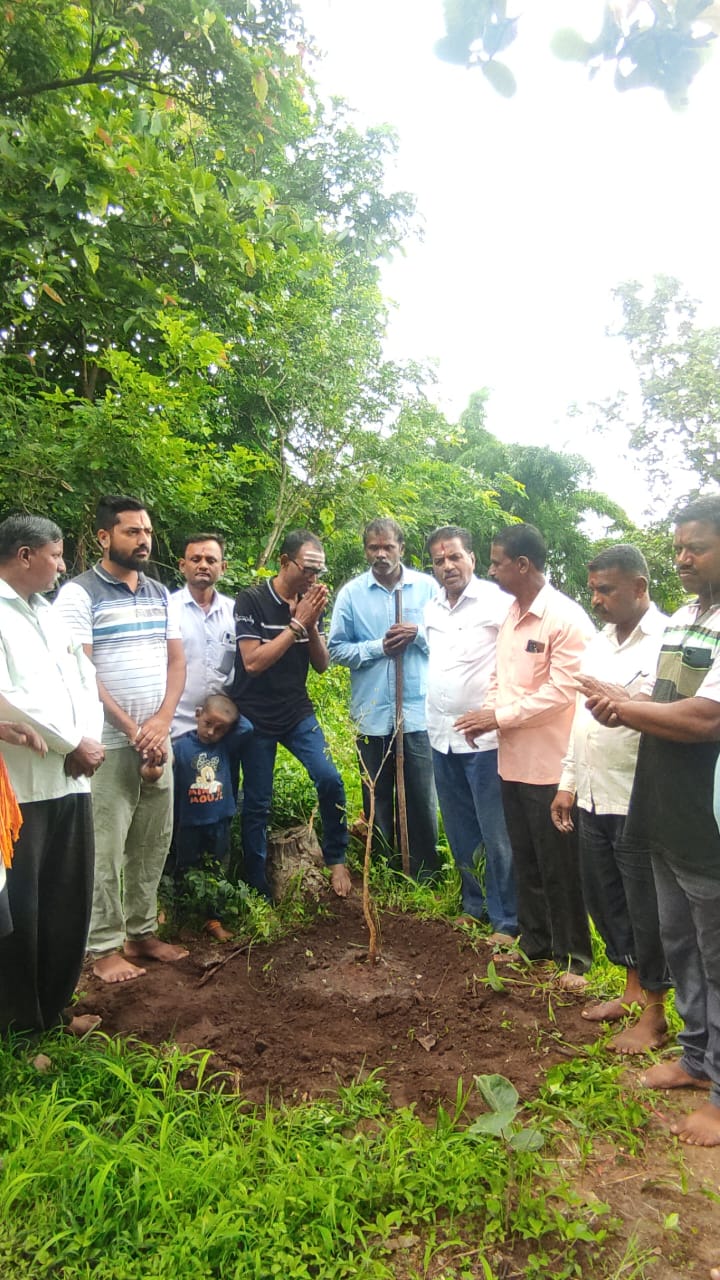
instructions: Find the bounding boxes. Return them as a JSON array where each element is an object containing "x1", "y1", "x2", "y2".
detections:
[
  {"x1": 0, "y1": 721, "x2": 48, "y2": 755},
  {"x1": 576, "y1": 675, "x2": 630, "y2": 703},
  {"x1": 584, "y1": 694, "x2": 623, "y2": 727},
  {"x1": 64, "y1": 737, "x2": 105, "y2": 778},
  {"x1": 293, "y1": 583, "x2": 328, "y2": 630},
  {"x1": 382, "y1": 623, "x2": 418, "y2": 656},
  {"x1": 135, "y1": 715, "x2": 171, "y2": 756},
  {"x1": 550, "y1": 789, "x2": 575, "y2": 834},
  {"x1": 454, "y1": 707, "x2": 498, "y2": 747}
]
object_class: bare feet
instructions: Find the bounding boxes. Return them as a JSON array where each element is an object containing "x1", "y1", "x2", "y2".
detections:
[
  {"x1": 670, "y1": 1101, "x2": 720, "y2": 1146},
  {"x1": 204, "y1": 919, "x2": 233, "y2": 942},
  {"x1": 330, "y1": 864, "x2": 352, "y2": 898},
  {"x1": 485, "y1": 931, "x2": 517, "y2": 947},
  {"x1": 66, "y1": 1013, "x2": 102, "y2": 1036},
  {"x1": 710, "y1": 1267, "x2": 720, "y2": 1279},
  {"x1": 93, "y1": 952, "x2": 146, "y2": 983},
  {"x1": 124, "y1": 937, "x2": 189, "y2": 963},
  {"x1": 608, "y1": 1003, "x2": 667, "y2": 1056},
  {"x1": 638, "y1": 1061, "x2": 712, "y2": 1090},
  {"x1": 582, "y1": 997, "x2": 627, "y2": 1023},
  {"x1": 554, "y1": 971, "x2": 589, "y2": 993}
]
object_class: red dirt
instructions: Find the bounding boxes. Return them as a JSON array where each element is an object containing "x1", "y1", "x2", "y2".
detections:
[{"x1": 77, "y1": 891, "x2": 594, "y2": 1113}]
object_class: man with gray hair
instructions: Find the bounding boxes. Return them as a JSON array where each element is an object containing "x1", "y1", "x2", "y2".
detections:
[
  {"x1": 328, "y1": 518, "x2": 439, "y2": 880},
  {"x1": 551, "y1": 544, "x2": 670, "y2": 1052},
  {"x1": 0, "y1": 514, "x2": 104, "y2": 1034}
]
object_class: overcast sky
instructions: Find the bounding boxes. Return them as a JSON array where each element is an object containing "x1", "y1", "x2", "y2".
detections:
[{"x1": 298, "y1": 0, "x2": 720, "y2": 519}]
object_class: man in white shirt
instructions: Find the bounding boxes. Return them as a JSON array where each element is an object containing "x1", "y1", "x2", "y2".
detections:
[
  {"x1": 424, "y1": 526, "x2": 516, "y2": 937},
  {"x1": 168, "y1": 534, "x2": 252, "y2": 795},
  {"x1": 551, "y1": 545, "x2": 670, "y2": 1053},
  {"x1": 0, "y1": 515, "x2": 104, "y2": 1034}
]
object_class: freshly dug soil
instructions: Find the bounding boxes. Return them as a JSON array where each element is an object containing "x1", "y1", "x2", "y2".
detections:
[{"x1": 77, "y1": 889, "x2": 594, "y2": 1112}]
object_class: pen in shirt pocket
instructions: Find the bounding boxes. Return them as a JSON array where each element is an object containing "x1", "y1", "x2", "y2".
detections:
[{"x1": 623, "y1": 670, "x2": 649, "y2": 689}]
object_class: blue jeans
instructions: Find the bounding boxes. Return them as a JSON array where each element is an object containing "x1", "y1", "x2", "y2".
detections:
[
  {"x1": 241, "y1": 714, "x2": 347, "y2": 899},
  {"x1": 432, "y1": 748, "x2": 517, "y2": 934},
  {"x1": 652, "y1": 847, "x2": 720, "y2": 1105}
]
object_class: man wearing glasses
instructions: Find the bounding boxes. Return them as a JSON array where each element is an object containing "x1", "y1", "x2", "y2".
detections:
[{"x1": 231, "y1": 530, "x2": 350, "y2": 900}]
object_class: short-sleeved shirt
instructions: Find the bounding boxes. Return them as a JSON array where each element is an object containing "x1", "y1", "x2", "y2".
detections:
[
  {"x1": 625, "y1": 600, "x2": 720, "y2": 876},
  {"x1": 172, "y1": 729, "x2": 236, "y2": 828},
  {"x1": 168, "y1": 587, "x2": 236, "y2": 738},
  {"x1": 55, "y1": 564, "x2": 180, "y2": 749},
  {"x1": 425, "y1": 576, "x2": 510, "y2": 754},
  {"x1": 231, "y1": 579, "x2": 314, "y2": 736}
]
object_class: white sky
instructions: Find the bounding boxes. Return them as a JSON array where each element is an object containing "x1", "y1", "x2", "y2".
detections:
[{"x1": 299, "y1": 0, "x2": 720, "y2": 520}]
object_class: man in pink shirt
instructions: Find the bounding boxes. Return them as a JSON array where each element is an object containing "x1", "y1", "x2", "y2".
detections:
[{"x1": 455, "y1": 523, "x2": 594, "y2": 982}]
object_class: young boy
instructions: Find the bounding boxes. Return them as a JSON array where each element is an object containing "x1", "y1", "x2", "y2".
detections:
[{"x1": 172, "y1": 693, "x2": 239, "y2": 941}]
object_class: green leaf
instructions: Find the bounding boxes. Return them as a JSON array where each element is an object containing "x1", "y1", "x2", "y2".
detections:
[
  {"x1": 551, "y1": 28, "x2": 593, "y2": 62},
  {"x1": 48, "y1": 166, "x2": 71, "y2": 194},
  {"x1": 467, "y1": 1109, "x2": 516, "y2": 1137},
  {"x1": 83, "y1": 245, "x2": 99, "y2": 274},
  {"x1": 252, "y1": 70, "x2": 268, "y2": 106},
  {"x1": 508, "y1": 1126, "x2": 544, "y2": 1152},
  {"x1": 473, "y1": 1073, "x2": 519, "y2": 1113},
  {"x1": 480, "y1": 58, "x2": 517, "y2": 96}
]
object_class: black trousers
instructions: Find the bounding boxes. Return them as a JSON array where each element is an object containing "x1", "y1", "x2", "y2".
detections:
[
  {"x1": 356, "y1": 732, "x2": 439, "y2": 882},
  {"x1": 501, "y1": 780, "x2": 592, "y2": 974},
  {"x1": 0, "y1": 794, "x2": 94, "y2": 1034}
]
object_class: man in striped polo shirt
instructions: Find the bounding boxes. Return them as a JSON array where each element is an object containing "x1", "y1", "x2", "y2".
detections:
[{"x1": 55, "y1": 497, "x2": 188, "y2": 984}]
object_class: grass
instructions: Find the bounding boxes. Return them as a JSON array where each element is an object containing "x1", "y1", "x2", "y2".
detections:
[
  {"x1": 0, "y1": 863, "x2": 671, "y2": 1280},
  {"x1": 0, "y1": 1032, "x2": 658, "y2": 1280}
]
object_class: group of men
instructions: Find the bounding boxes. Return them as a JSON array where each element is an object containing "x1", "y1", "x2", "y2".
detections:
[
  {"x1": 330, "y1": 507, "x2": 720, "y2": 1148},
  {"x1": 1, "y1": 493, "x2": 720, "y2": 1149}
]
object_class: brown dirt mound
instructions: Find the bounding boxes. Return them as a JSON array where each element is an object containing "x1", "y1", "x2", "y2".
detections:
[{"x1": 77, "y1": 891, "x2": 594, "y2": 1113}]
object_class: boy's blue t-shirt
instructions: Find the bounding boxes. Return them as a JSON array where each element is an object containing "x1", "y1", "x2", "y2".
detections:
[{"x1": 173, "y1": 730, "x2": 236, "y2": 827}]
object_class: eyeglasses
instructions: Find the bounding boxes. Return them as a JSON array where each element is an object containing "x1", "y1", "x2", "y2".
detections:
[{"x1": 290, "y1": 559, "x2": 327, "y2": 578}]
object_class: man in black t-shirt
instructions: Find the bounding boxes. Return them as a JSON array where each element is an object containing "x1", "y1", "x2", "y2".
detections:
[{"x1": 232, "y1": 530, "x2": 350, "y2": 900}]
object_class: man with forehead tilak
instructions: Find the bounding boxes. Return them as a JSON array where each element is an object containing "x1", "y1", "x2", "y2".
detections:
[
  {"x1": 424, "y1": 526, "x2": 516, "y2": 935},
  {"x1": 581, "y1": 496, "x2": 720, "y2": 1146},
  {"x1": 231, "y1": 530, "x2": 350, "y2": 901},
  {"x1": 552, "y1": 545, "x2": 670, "y2": 1053},
  {"x1": 168, "y1": 534, "x2": 252, "y2": 791}
]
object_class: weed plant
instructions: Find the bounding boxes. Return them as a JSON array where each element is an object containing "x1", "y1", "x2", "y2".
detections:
[{"x1": 0, "y1": 1038, "x2": 641, "y2": 1280}]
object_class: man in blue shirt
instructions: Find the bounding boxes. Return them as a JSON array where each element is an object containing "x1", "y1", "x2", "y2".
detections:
[{"x1": 328, "y1": 518, "x2": 439, "y2": 880}]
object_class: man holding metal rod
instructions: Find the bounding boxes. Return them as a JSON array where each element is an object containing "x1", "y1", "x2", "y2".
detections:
[{"x1": 328, "y1": 518, "x2": 439, "y2": 881}]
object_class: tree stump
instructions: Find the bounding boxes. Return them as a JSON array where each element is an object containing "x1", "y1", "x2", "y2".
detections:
[{"x1": 266, "y1": 824, "x2": 327, "y2": 902}]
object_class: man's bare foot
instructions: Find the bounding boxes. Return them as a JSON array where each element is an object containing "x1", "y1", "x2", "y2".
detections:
[
  {"x1": 204, "y1": 919, "x2": 233, "y2": 942},
  {"x1": 608, "y1": 1004, "x2": 667, "y2": 1056},
  {"x1": 582, "y1": 997, "x2": 627, "y2": 1022},
  {"x1": 330, "y1": 864, "x2": 351, "y2": 898},
  {"x1": 124, "y1": 937, "x2": 189, "y2": 963},
  {"x1": 66, "y1": 1013, "x2": 102, "y2": 1036},
  {"x1": 554, "y1": 971, "x2": 589, "y2": 993},
  {"x1": 93, "y1": 952, "x2": 146, "y2": 983},
  {"x1": 638, "y1": 1061, "x2": 712, "y2": 1090},
  {"x1": 484, "y1": 931, "x2": 517, "y2": 946},
  {"x1": 710, "y1": 1267, "x2": 720, "y2": 1279},
  {"x1": 670, "y1": 1101, "x2": 720, "y2": 1146}
]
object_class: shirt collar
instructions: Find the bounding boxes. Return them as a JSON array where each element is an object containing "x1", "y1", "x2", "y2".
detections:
[
  {"x1": 367, "y1": 565, "x2": 407, "y2": 591},
  {"x1": 93, "y1": 562, "x2": 147, "y2": 590},
  {"x1": 438, "y1": 573, "x2": 482, "y2": 610},
  {"x1": 0, "y1": 577, "x2": 50, "y2": 611}
]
